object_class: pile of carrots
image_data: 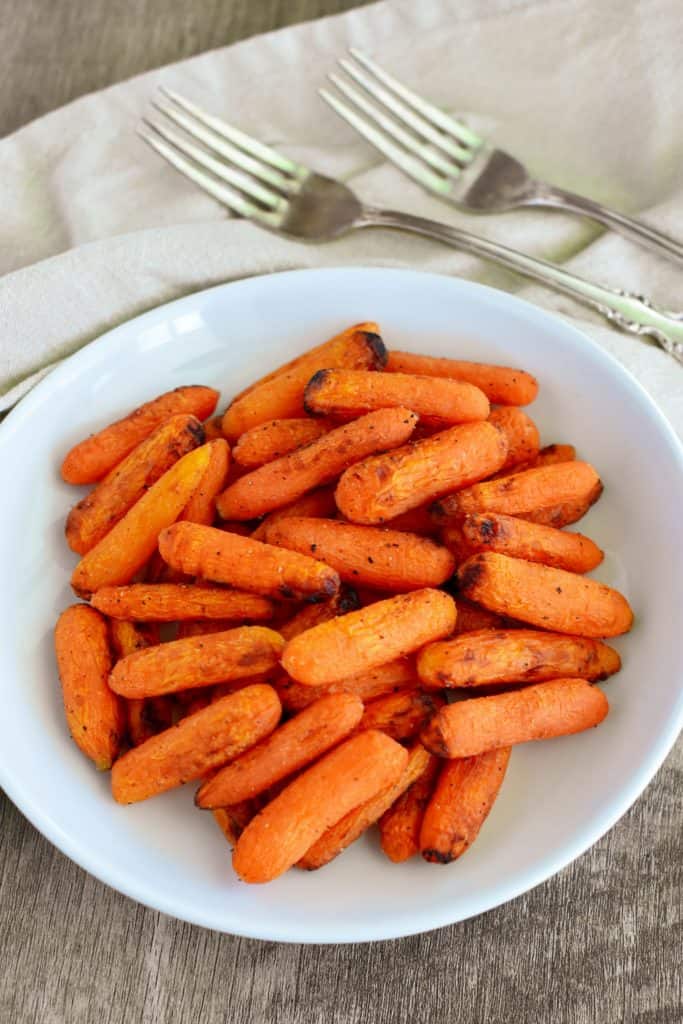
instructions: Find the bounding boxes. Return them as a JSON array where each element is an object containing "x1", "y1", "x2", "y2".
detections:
[{"x1": 54, "y1": 322, "x2": 633, "y2": 884}]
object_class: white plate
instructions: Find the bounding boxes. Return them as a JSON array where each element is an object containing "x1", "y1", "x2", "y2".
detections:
[{"x1": 1, "y1": 268, "x2": 682, "y2": 943}]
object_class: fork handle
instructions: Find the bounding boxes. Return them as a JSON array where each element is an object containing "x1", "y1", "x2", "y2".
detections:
[
  {"x1": 362, "y1": 206, "x2": 683, "y2": 365},
  {"x1": 527, "y1": 183, "x2": 683, "y2": 266}
]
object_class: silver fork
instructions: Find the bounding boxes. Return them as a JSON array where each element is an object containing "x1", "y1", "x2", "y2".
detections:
[
  {"x1": 323, "y1": 49, "x2": 683, "y2": 266},
  {"x1": 139, "y1": 89, "x2": 683, "y2": 365}
]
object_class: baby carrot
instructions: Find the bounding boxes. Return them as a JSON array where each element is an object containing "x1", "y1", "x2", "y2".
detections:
[
  {"x1": 385, "y1": 351, "x2": 539, "y2": 406},
  {"x1": 356, "y1": 690, "x2": 442, "y2": 742},
  {"x1": 61, "y1": 385, "x2": 219, "y2": 484},
  {"x1": 111, "y1": 684, "x2": 282, "y2": 803},
  {"x1": 420, "y1": 748, "x2": 511, "y2": 863},
  {"x1": 281, "y1": 588, "x2": 456, "y2": 687},
  {"x1": 493, "y1": 442, "x2": 576, "y2": 479},
  {"x1": 179, "y1": 438, "x2": 230, "y2": 526},
  {"x1": 264, "y1": 517, "x2": 456, "y2": 591},
  {"x1": 232, "y1": 730, "x2": 408, "y2": 883},
  {"x1": 216, "y1": 407, "x2": 418, "y2": 521},
  {"x1": 421, "y1": 678, "x2": 609, "y2": 758},
  {"x1": 70, "y1": 444, "x2": 212, "y2": 598},
  {"x1": 379, "y1": 755, "x2": 441, "y2": 863},
  {"x1": 54, "y1": 604, "x2": 125, "y2": 770},
  {"x1": 196, "y1": 693, "x2": 364, "y2": 807},
  {"x1": 250, "y1": 486, "x2": 337, "y2": 541},
  {"x1": 299, "y1": 743, "x2": 432, "y2": 870},
  {"x1": 158, "y1": 521, "x2": 340, "y2": 601},
  {"x1": 202, "y1": 416, "x2": 226, "y2": 441},
  {"x1": 109, "y1": 625, "x2": 285, "y2": 698},
  {"x1": 303, "y1": 368, "x2": 489, "y2": 425},
  {"x1": 457, "y1": 552, "x2": 633, "y2": 637},
  {"x1": 522, "y1": 492, "x2": 602, "y2": 528},
  {"x1": 488, "y1": 407, "x2": 540, "y2": 471},
  {"x1": 212, "y1": 801, "x2": 261, "y2": 848},
  {"x1": 222, "y1": 324, "x2": 386, "y2": 439},
  {"x1": 92, "y1": 583, "x2": 274, "y2": 622},
  {"x1": 335, "y1": 421, "x2": 508, "y2": 525},
  {"x1": 109, "y1": 619, "x2": 159, "y2": 747},
  {"x1": 233, "y1": 418, "x2": 329, "y2": 468},
  {"x1": 417, "y1": 629, "x2": 621, "y2": 689},
  {"x1": 279, "y1": 588, "x2": 360, "y2": 641},
  {"x1": 276, "y1": 656, "x2": 419, "y2": 712},
  {"x1": 452, "y1": 598, "x2": 509, "y2": 633},
  {"x1": 65, "y1": 414, "x2": 205, "y2": 554}
]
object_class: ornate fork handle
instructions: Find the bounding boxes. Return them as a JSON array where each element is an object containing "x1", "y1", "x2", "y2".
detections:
[
  {"x1": 528, "y1": 183, "x2": 683, "y2": 266},
  {"x1": 361, "y1": 206, "x2": 683, "y2": 365}
]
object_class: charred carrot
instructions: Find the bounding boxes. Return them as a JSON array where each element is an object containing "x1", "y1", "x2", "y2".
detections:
[
  {"x1": 233, "y1": 418, "x2": 329, "y2": 468},
  {"x1": 431, "y1": 461, "x2": 602, "y2": 524},
  {"x1": 232, "y1": 729, "x2": 407, "y2": 883},
  {"x1": 54, "y1": 605, "x2": 124, "y2": 770},
  {"x1": 92, "y1": 583, "x2": 274, "y2": 622},
  {"x1": 65, "y1": 414, "x2": 205, "y2": 555},
  {"x1": 109, "y1": 625, "x2": 285, "y2": 698},
  {"x1": 250, "y1": 486, "x2": 337, "y2": 541},
  {"x1": 71, "y1": 444, "x2": 212, "y2": 598},
  {"x1": 386, "y1": 352, "x2": 538, "y2": 406},
  {"x1": 417, "y1": 629, "x2": 621, "y2": 689},
  {"x1": 179, "y1": 438, "x2": 230, "y2": 526},
  {"x1": 488, "y1": 407, "x2": 540, "y2": 471},
  {"x1": 421, "y1": 678, "x2": 609, "y2": 758},
  {"x1": 196, "y1": 693, "x2": 364, "y2": 808},
  {"x1": 379, "y1": 755, "x2": 440, "y2": 863},
  {"x1": 335, "y1": 421, "x2": 508, "y2": 525},
  {"x1": 276, "y1": 656, "x2": 419, "y2": 712},
  {"x1": 298, "y1": 743, "x2": 432, "y2": 870},
  {"x1": 356, "y1": 690, "x2": 442, "y2": 742},
  {"x1": 281, "y1": 588, "x2": 456, "y2": 686},
  {"x1": 217, "y1": 407, "x2": 418, "y2": 521},
  {"x1": 444, "y1": 512, "x2": 604, "y2": 573},
  {"x1": 158, "y1": 522, "x2": 340, "y2": 601},
  {"x1": 61, "y1": 385, "x2": 219, "y2": 484},
  {"x1": 420, "y1": 747, "x2": 511, "y2": 862},
  {"x1": 264, "y1": 518, "x2": 456, "y2": 591},
  {"x1": 303, "y1": 368, "x2": 489, "y2": 425},
  {"x1": 222, "y1": 324, "x2": 386, "y2": 439},
  {"x1": 457, "y1": 552, "x2": 633, "y2": 637},
  {"x1": 279, "y1": 588, "x2": 359, "y2": 641},
  {"x1": 111, "y1": 684, "x2": 281, "y2": 803}
]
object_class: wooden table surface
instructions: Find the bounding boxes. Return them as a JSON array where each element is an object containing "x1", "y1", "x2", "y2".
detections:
[{"x1": 1, "y1": 3, "x2": 681, "y2": 1022}]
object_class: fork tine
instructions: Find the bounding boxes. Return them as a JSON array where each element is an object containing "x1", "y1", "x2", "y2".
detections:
[
  {"x1": 349, "y1": 49, "x2": 483, "y2": 149},
  {"x1": 138, "y1": 124, "x2": 282, "y2": 226},
  {"x1": 319, "y1": 89, "x2": 451, "y2": 196},
  {"x1": 328, "y1": 73, "x2": 461, "y2": 178},
  {"x1": 338, "y1": 58, "x2": 472, "y2": 164},
  {"x1": 153, "y1": 98, "x2": 298, "y2": 193},
  {"x1": 142, "y1": 117, "x2": 285, "y2": 210},
  {"x1": 159, "y1": 87, "x2": 307, "y2": 179}
]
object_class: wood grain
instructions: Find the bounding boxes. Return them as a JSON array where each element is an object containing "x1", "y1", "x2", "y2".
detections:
[{"x1": 0, "y1": 1, "x2": 681, "y2": 1021}]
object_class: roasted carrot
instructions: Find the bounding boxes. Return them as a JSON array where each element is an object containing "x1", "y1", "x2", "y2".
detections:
[
  {"x1": 222, "y1": 324, "x2": 387, "y2": 439},
  {"x1": 196, "y1": 693, "x2": 364, "y2": 807},
  {"x1": 303, "y1": 368, "x2": 489, "y2": 425},
  {"x1": 217, "y1": 407, "x2": 418, "y2": 521},
  {"x1": 233, "y1": 418, "x2": 329, "y2": 468},
  {"x1": 457, "y1": 552, "x2": 633, "y2": 637},
  {"x1": 92, "y1": 583, "x2": 274, "y2": 622},
  {"x1": 522, "y1": 493, "x2": 602, "y2": 528},
  {"x1": 386, "y1": 351, "x2": 539, "y2": 406},
  {"x1": 203, "y1": 416, "x2": 226, "y2": 441},
  {"x1": 264, "y1": 518, "x2": 456, "y2": 591},
  {"x1": 420, "y1": 747, "x2": 511, "y2": 862},
  {"x1": 179, "y1": 438, "x2": 230, "y2": 526},
  {"x1": 111, "y1": 684, "x2": 281, "y2": 803},
  {"x1": 250, "y1": 486, "x2": 338, "y2": 542},
  {"x1": 488, "y1": 407, "x2": 540, "y2": 471},
  {"x1": 109, "y1": 625, "x2": 285, "y2": 698},
  {"x1": 417, "y1": 629, "x2": 621, "y2": 689},
  {"x1": 356, "y1": 690, "x2": 442, "y2": 742},
  {"x1": 379, "y1": 755, "x2": 440, "y2": 863},
  {"x1": 279, "y1": 588, "x2": 359, "y2": 641},
  {"x1": 158, "y1": 521, "x2": 340, "y2": 601},
  {"x1": 54, "y1": 604, "x2": 124, "y2": 770},
  {"x1": 299, "y1": 744, "x2": 432, "y2": 870},
  {"x1": 421, "y1": 678, "x2": 609, "y2": 758},
  {"x1": 276, "y1": 656, "x2": 419, "y2": 712},
  {"x1": 281, "y1": 588, "x2": 456, "y2": 686},
  {"x1": 232, "y1": 730, "x2": 407, "y2": 883},
  {"x1": 109, "y1": 619, "x2": 159, "y2": 746},
  {"x1": 71, "y1": 444, "x2": 212, "y2": 598},
  {"x1": 177, "y1": 620, "x2": 241, "y2": 639},
  {"x1": 444, "y1": 512, "x2": 604, "y2": 573},
  {"x1": 65, "y1": 414, "x2": 205, "y2": 555},
  {"x1": 335, "y1": 421, "x2": 508, "y2": 525},
  {"x1": 379, "y1": 504, "x2": 440, "y2": 536},
  {"x1": 61, "y1": 385, "x2": 219, "y2": 485},
  {"x1": 218, "y1": 521, "x2": 255, "y2": 537},
  {"x1": 452, "y1": 598, "x2": 509, "y2": 633},
  {"x1": 212, "y1": 801, "x2": 260, "y2": 848},
  {"x1": 431, "y1": 461, "x2": 602, "y2": 524},
  {"x1": 493, "y1": 442, "x2": 576, "y2": 479}
]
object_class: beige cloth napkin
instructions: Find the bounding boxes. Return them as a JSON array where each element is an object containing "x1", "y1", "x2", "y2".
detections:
[{"x1": 1, "y1": 0, "x2": 682, "y2": 432}]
